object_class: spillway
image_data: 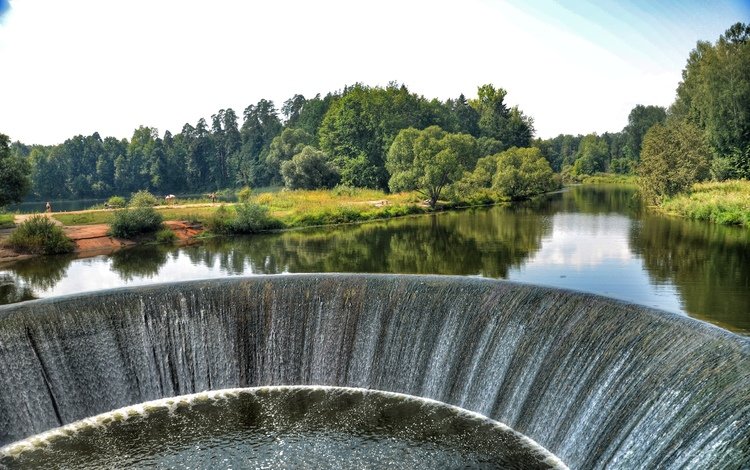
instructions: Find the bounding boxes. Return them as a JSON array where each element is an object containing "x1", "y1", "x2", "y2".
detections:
[{"x1": 0, "y1": 274, "x2": 747, "y2": 468}]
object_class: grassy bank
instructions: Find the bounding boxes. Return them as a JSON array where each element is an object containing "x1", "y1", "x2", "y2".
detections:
[
  {"x1": 50, "y1": 189, "x2": 424, "y2": 229},
  {"x1": 580, "y1": 173, "x2": 638, "y2": 185},
  {"x1": 659, "y1": 180, "x2": 750, "y2": 227},
  {"x1": 0, "y1": 213, "x2": 14, "y2": 229}
]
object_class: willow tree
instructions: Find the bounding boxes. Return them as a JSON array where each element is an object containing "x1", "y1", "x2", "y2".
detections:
[{"x1": 386, "y1": 126, "x2": 477, "y2": 208}]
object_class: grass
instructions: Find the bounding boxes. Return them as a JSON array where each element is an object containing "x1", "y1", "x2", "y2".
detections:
[
  {"x1": 0, "y1": 213, "x2": 15, "y2": 229},
  {"x1": 580, "y1": 173, "x2": 638, "y2": 185},
  {"x1": 659, "y1": 180, "x2": 750, "y2": 227},
  {"x1": 45, "y1": 186, "x2": 501, "y2": 237}
]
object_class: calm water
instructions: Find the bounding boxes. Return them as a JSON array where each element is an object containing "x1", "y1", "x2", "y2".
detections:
[{"x1": 1, "y1": 185, "x2": 748, "y2": 335}]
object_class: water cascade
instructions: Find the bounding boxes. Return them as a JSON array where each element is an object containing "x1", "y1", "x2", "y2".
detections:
[{"x1": 0, "y1": 275, "x2": 747, "y2": 468}]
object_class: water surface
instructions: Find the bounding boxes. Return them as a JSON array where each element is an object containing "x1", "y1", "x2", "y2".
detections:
[{"x1": 1, "y1": 185, "x2": 748, "y2": 334}]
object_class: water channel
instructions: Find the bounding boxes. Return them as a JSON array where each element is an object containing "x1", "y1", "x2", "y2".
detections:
[{"x1": 1, "y1": 185, "x2": 748, "y2": 335}]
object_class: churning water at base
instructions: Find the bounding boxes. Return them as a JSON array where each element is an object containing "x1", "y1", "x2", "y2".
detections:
[
  {"x1": 0, "y1": 275, "x2": 748, "y2": 468},
  {"x1": 0, "y1": 386, "x2": 564, "y2": 469}
]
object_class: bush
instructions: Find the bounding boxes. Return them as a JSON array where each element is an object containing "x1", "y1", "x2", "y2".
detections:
[
  {"x1": 237, "y1": 186, "x2": 253, "y2": 203},
  {"x1": 204, "y1": 205, "x2": 233, "y2": 234},
  {"x1": 109, "y1": 207, "x2": 163, "y2": 238},
  {"x1": 231, "y1": 203, "x2": 282, "y2": 233},
  {"x1": 129, "y1": 190, "x2": 159, "y2": 208},
  {"x1": 106, "y1": 196, "x2": 127, "y2": 208},
  {"x1": 4, "y1": 215, "x2": 74, "y2": 254},
  {"x1": 155, "y1": 228, "x2": 177, "y2": 243}
]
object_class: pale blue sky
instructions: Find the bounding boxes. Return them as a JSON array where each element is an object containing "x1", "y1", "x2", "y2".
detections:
[{"x1": 0, "y1": 0, "x2": 747, "y2": 145}]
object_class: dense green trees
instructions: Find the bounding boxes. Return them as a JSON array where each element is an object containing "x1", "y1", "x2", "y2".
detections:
[
  {"x1": 623, "y1": 105, "x2": 667, "y2": 159},
  {"x1": 8, "y1": 82, "x2": 542, "y2": 200},
  {"x1": 671, "y1": 22, "x2": 750, "y2": 179},
  {"x1": 0, "y1": 133, "x2": 31, "y2": 208}
]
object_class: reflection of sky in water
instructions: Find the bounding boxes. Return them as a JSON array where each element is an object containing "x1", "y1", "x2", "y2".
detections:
[
  {"x1": 507, "y1": 213, "x2": 683, "y2": 314},
  {"x1": 45, "y1": 253, "x2": 256, "y2": 297},
  {"x1": 10, "y1": 212, "x2": 684, "y2": 316}
]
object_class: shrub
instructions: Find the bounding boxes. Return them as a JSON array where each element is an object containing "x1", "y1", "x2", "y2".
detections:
[
  {"x1": 129, "y1": 190, "x2": 159, "y2": 208},
  {"x1": 106, "y1": 196, "x2": 127, "y2": 208},
  {"x1": 204, "y1": 205, "x2": 233, "y2": 234},
  {"x1": 230, "y1": 203, "x2": 283, "y2": 233},
  {"x1": 155, "y1": 228, "x2": 177, "y2": 243},
  {"x1": 4, "y1": 215, "x2": 74, "y2": 254},
  {"x1": 237, "y1": 186, "x2": 253, "y2": 203},
  {"x1": 110, "y1": 207, "x2": 163, "y2": 238}
]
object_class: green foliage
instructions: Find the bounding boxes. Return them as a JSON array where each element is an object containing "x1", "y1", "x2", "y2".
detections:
[
  {"x1": 623, "y1": 105, "x2": 667, "y2": 159},
  {"x1": 331, "y1": 184, "x2": 359, "y2": 197},
  {"x1": 0, "y1": 213, "x2": 14, "y2": 229},
  {"x1": 638, "y1": 120, "x2": 711, "y2": 204},
  {"x1": 106, "y1": 196, "x2": 127, "y2": 208},
  {"x1": 4, "y1": 215, "x2": 74, "y2": 254},
  {"x1": 672, "y1": 23, "x2": 750, "y2": 178},
  {"x1": 572, "y1": 134, "x2": 609, "y2": 175},
  {"x1": 155, "y1": 228, "x2": 177, "y2": 243},
  {"x1": 492, "y1": 147, "x2": 558, "y2": 200},
  {"x1": 265, "y1": 128, "x2": 313, "y2": 184},
  {"x1": 470, "y1": 84, "x2": 534, "y2": 149},
  {"x1": 387, "y1": 126, "x2": 478, "y2": 208},
  {"x1": 319, "y1": 83, "x2": 453, "y2": 189},
  {"x1": 0, "y1": 133, "x2": 32, "y2": 208},
  {"x1": 204, "y1": 205, "x2": 233, "y2": 234},
  {"x1": 609, "y1": 158, "x2": 635, "y2": 175},
  {"x1": 231, "y1": 203, "x2": 283, "y2": 233},
  {"x1": 281, "y1": 146, "x2": 340, "y2": 190},
  {"x1": 129, "y1": 190, "x2": 159, "y2": 207},
  {"x1": 109, "y1": 207, "x2": 164, "y2": 238},
  {"x1": 237, "y1": 186, "x2": 253, "y2": 203}
]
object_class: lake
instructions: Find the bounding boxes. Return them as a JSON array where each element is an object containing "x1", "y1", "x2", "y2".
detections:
[{"x1": 1, "y1": 185, "x2": 748, "y2": 335}]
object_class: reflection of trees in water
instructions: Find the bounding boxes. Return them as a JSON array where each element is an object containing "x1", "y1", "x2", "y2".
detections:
[
  {"x1": 193, "y1": 206, "x2": 552, "y2": 278},
  {"x1": 5, "y1": 255, "x2": 74, "y2": 291},
  {"x1": 630, "y1": 214, "x2": 750, "y2": 332},
  {"x1": 0, "y1": 273, "x2": 36, "y2": 304},
  {"x1": 110, "y1": 245, "x2": 170, "y2": 281},
  {"x1": 551, "y1": 185, "x2": 643, "y2": 217}
]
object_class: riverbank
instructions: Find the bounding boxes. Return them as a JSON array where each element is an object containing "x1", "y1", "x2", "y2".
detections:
[
  {"x1": 658, "y1": 180, "x2": 750, "y2": 227},
  {"x1": 0, "y1": 189, "x2": 468, "y2": 265}
]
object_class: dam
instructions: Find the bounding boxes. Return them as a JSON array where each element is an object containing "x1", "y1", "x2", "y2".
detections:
[{"x1": 0, "y1": 274, "x2": 748, "y2": 468}]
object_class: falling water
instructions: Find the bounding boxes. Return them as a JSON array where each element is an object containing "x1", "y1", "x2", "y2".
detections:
[{"x1": 0, "y1": 275, "x2": 747, "y2": 468}]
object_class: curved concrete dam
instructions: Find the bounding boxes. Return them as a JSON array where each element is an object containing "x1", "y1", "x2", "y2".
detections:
[{"x1": 0, "y1": 274, "x2": 747, "y2": 468}]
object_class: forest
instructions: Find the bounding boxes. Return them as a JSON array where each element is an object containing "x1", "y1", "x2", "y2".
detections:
[{"x1": 1, "y1": 23, "x2": 748, "y2": 208}]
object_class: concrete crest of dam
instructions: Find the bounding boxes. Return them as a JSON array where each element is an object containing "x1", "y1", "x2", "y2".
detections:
[{"x1": 0, "y1": 274, "x2": 748, "y2": 468}]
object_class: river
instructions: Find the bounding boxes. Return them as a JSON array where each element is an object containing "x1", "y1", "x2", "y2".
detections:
[{"x1": 1, "y1": 185, "x2": 748, "y2": 335}]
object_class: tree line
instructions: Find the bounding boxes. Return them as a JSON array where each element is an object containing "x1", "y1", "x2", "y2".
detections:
[
  {"x1": 2, "y1": 22, "x2": 747, "y2": 207},
  {"x1": 4, "y1": 82, "x2": 534, "y2": 202}
]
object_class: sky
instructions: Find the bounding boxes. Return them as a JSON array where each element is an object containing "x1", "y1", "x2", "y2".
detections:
[{"x1": 0, "y1": 0, "x2": 747, "y2": 145}]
